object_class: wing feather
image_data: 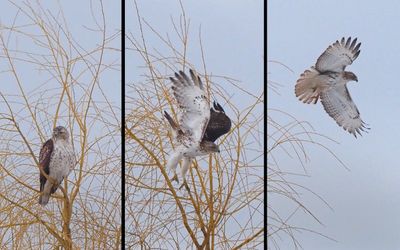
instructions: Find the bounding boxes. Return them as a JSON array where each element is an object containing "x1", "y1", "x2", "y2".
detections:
[
  {"x1": 39, "y1": 139, "x2": 53, "y2": 192},
  {"x1": 316, "y1": 37, "x2": 361, "y2": 73},
  {"x1": 170, "y1": 70, "x2": 210, "y2": 142},
  {"x1": 320, "y1": 85, "x2": 369, "y2": 137},
  {"x1": 203, "y1": 101, "x2": 232, "y2": 142}
]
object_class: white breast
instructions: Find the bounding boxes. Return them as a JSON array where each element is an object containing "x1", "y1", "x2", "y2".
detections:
[{"x1": 49, "y1": 140, "x2": 75, "y2": 183}]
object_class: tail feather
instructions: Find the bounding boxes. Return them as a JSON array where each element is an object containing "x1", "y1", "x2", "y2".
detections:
[
  {"x1": 38, "y1": 180, "x2": 56, "y2": 206},
  {"x1": 295, "y1": 67, "x2": 321, "y2": 104},
  {"x1": 38, "y1": 193, "x2": 50, "y2": 206}
]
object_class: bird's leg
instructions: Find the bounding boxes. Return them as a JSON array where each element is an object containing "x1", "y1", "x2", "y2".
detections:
[
  {"x1": 181, "y1": 157, "x2": 191, "y2": 178},
  {"x1": 166, "y1": 151, "x2": 183, "y2": 184},
  {"x1": 179, "y1": 157, "x2": 192, "y2": 192}
]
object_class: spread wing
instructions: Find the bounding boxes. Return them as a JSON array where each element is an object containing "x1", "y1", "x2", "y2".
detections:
[
  {"x1": 39, "y1": 139, "x2": 54, "y2": 192},
  {"x1": 170, "y1": 69, "x2": 210, "y2": 142},
  {"x1": 320, "y1": 85, "x2": 368, "y2": 137},
  {"x1": 316, "y1": 37, "x2": 361, "y2": 73},
  {"x1": 203, "y1": 101, "x2": 232, "y2": 142}
]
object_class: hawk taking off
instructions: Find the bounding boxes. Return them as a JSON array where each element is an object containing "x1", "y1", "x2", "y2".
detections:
[
  {"x1": 38, "y1": 126, "x2": 75, "y2": 206},
  {"x1": 295, "y1": 37, "x2": 369, "y2": 137},
  {"x1": 164, "y1": 69, "x2": 231, "y2": 190}
]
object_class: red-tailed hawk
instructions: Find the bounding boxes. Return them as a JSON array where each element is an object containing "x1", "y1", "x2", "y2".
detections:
[
  {"x1": 295, "y1": 37, "x2": 369, "y2": 137},
  {"x1": 38, "y1": 126, "x2": 75, "y2": 206},
  {"x1": 164, "y1": 69, "x2": 231, "y2": 191}
]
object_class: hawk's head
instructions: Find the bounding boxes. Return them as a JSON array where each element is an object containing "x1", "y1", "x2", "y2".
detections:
[
  {"x1": 53, "y1": 126, "x2": 69, "y2": 141},
  {"x1": 200, "y1": 140, "x2": 220, "y2": 153},
  {"x1": 344, "y1": 71, "x2": 358, "y2": 82}
]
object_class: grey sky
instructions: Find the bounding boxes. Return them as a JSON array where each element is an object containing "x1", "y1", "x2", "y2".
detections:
[
  {"x1": 269, "y1": 0, "x2": 400, "y2": 249},
  {"x1": 127, "y1": 0, "x2": 263, "y2": 95},
  {"x1": 0, "y1": 1, "x2": 120, "y2": 103}
]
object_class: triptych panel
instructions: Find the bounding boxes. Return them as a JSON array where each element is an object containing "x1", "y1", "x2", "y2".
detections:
[{"x1": 0, "y1": 1, "x2": 264, "y2": 249}]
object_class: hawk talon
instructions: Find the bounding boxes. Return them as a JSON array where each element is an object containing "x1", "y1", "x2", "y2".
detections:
[
  {"x1": 171, "y1": 174, "x2": 179, "y2": 184},
  {"x1": 179, "y1": 180, "x2": 190, "y2": 192}
]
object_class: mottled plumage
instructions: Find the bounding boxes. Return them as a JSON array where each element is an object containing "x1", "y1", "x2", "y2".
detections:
[
  {"x1": 38, "y1": 126, "x2": 75, "y2": 206},
  {"x1": 165, "y1": 69, "x2": 231, "y2": 190},
  {"x1": 295, "y1": 37, "x2": 369, "y2": 137}
]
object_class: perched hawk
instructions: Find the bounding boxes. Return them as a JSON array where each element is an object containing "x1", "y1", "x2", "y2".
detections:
[
  {"x1": 295, "y1": 37, "x2": 369, "y2": 137},
  {"x1": 164, "y1": 69, "x2": 231, "y2": 190},
  {"x1": 38, "y1": 126, "x2": 75, "y2": 206}
]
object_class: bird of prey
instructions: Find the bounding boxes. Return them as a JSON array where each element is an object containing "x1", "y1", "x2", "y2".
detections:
[
  {"x1": 164, "y1": 69, "x2": 231, "y2": 191},
  {"x1": 295, "y1": 37, "x2": 369, "y2": 137},
  {"x1": 38, "y1": 126, "x2": 75, "y2": 206}
]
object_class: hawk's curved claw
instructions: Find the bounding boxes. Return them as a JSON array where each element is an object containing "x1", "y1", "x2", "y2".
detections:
[
  {"x1": 171, "y1": 174, "x2": 179, "y2": 184},
  {"x1": 179, "y1": 180, "x2": 190, "y2": 192}
]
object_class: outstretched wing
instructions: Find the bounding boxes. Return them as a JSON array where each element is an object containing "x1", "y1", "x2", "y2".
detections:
[
  {"x1": 316, "y1": 37, "x2": 361, "y2": 73},
  {"x1": 203, "y1": 101, "x2": 231, "y2": 142},
  {"x1": 39, "y1": 139, "x2": 53, "y2": 192},
  {"x1": 320, "y1": 85, "x2": 368, "y2": 137},
  {"x1": 170, "y1": 69, "x2": 210, "y2": 142}
]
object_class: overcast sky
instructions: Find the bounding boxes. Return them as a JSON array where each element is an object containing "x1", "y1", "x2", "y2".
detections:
[
  {"x1": 268, "y1": 1, "x2": 400, "y2": 249},
  {"x1": 127, "y1": 0, "x2": 262, "y2": 94},
  {"x1": 0, "y1": 0, "x2": 120, "y2": 116}
]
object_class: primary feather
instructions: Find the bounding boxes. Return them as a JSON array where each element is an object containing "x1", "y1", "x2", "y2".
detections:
[{"x1": 170, "y1": 70, "x2": 210, "y2": 143}]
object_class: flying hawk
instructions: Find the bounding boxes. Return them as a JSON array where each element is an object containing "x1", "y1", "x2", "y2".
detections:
[
  {"x1": 164, "y1": 69, "x2": 231, "y2": 191},
  {"x1": 38, "y1": 126, "x2": 75, "y2": 206},
  {"x1": 295, "y1": 37, "x2": 369, "y2": 137}
]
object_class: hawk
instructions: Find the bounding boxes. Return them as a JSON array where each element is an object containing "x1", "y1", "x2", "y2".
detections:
[
  {"x1": 295, "y1": 37, "x2": 369, "y2": 137},
  {"x1": 164, "y1": 69, "x2": 231, "y2": 190},
  {"x1": 38, "y1": 126, "x2": 75, "y2": 206}
]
